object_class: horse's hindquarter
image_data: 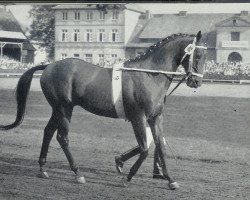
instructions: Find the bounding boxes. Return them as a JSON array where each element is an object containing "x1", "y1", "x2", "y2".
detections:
[{"x1": 40, "y1": 59, "x2": 117, "y2": 118}]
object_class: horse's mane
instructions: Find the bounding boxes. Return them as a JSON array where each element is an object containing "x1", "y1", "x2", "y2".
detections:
[{"x1": 125, "y1": 33, "x2": 195, "y2": 64}]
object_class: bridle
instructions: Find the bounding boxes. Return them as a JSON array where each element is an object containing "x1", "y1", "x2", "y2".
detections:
[
  {"x1": 180, "y1": 37, "x2": 207, "y2": 78},
  {"x1": 167, "y1": 37, "x2": 207, "y2": 95}
]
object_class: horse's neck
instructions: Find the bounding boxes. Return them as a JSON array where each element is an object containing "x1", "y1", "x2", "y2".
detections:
[
  {"x1": 128, "y1": 41, "x2": 184, "y2": 72},
  {"x1": 124, "y1": 51, "x2": 175, "y2": 96},
  {"x1": 124, "y1": 52, "x2": 177, "y2": 72}
]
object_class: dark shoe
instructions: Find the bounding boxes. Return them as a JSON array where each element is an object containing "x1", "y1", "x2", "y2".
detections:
[{"x1": 115, "y1": 156, "x2": 124, "y2": 174}]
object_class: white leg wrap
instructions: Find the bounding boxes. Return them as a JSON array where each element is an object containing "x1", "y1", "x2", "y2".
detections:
[
  {"x1": 146, "y1": 127, "x2": 153, "y2": 148},
  {"x1": 76, "y1": 176, "x2": 86, "y2": 184},
  {"x1": 37, "y1": 171, "x2": 49, "y2": 179},
  {"x1": 146, "y1": 127, "x2": 166, "y2": 148},
  {"x1": 168, "y1": 182, "x2": 180, "y2": 190}
]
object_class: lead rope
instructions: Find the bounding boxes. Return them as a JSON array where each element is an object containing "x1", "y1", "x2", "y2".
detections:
[
  {"x1": 167, "y1": 73, "x2": 190, "y2": 96},
  {"x1": 164, "y1": 38, "x2": 197, "y2": 166},
  {"x1": 164, "y1": 75, "x2": 189, "y2": 166}
]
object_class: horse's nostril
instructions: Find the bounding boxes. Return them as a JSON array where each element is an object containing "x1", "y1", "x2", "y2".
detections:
[{"x1": 195, "y1": 80, "x2": 201, "y2": 87}]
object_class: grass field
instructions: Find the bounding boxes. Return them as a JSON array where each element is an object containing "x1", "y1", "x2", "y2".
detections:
[{"x1": 0, "y1": 89, "x2": 249, "y2": 200}]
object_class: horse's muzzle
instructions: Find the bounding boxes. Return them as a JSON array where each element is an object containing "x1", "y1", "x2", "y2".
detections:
[{"x1": 186, "y1": 76, "x2": 201, "y2": 88}]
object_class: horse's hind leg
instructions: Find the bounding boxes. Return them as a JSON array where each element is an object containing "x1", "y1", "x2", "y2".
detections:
[
  {"x1": 148, "y1": 114, "x2": 179, "y2": 190},
  {"x1": 55, "y1": 106, "x2": 85, "y2": 184},
  {"x1": 38, "y1": 110, "x2": 58, "y2": 178},
  {"x1": 124, "y1": 116, "x2": 148, "y2": 183}
]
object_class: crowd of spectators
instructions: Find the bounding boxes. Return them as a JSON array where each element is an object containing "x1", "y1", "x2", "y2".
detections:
[
  {"x1": 205, "y1": 60, "x2": 250, "y2": 75},
  {"x1": 1, "y1": 56, "x2": 250, "y2": 79},
  {"x1": 203, "y1": 60, "x2": 250, "y2": 80}
]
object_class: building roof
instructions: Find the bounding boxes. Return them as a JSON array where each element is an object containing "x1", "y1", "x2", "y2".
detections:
[
  {"x1": 126, "y1": 17, "x2": 153, "y2": 48},
  {"x1": 0, "y1": 9, "x2": 35, "y2": 51},
  {"x1": 0, "y1": 30, "x2": 26, "y2": 39},
  {"x1": 53, "y1": 3, "x2": 145, "y2": 13},
  {"x1": 23, "y1": 40, "x2": 36, "y2": 51},
  {"x1": 139, "y1": 13, "x2": 236, "y2": 39},
  {"x1": 215, "y1": 15, "x2": 250, "y2": 27},
  {"x1": 124, "y1": 4, "x2": 145, "y2": 14},
  {"x1": 0, "y1": 9, "x2": 26, "y2": 35}
]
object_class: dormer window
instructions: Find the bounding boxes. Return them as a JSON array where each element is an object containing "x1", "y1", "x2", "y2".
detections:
[
  {"x1": 178, "y1": 11, "x2": 187, "y2": 16},
  {"x1": 233, "y1": 19, "x2": 237, "y2": 26}
]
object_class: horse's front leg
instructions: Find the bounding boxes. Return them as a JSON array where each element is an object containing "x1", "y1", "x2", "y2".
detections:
[
  {"x1": 123, "y1": 115, "x2": 149, "y2": 184},
  {"x1": 148, "y1": 114, "x2": 179, "y2": 190}
]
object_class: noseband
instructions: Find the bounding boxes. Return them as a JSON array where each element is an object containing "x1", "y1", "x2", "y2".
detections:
[{"x1": 179, "y1": 37, "x2": 207, "y2": 78}]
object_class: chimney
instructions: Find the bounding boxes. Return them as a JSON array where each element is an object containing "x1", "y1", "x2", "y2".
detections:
[
  {"x1": 240, "y1": 11, "x2": 249, "y2": 16},
  {"x1": 179, "y1": 11, "x2": 187, "y2": 16},
  {"x1": 145, "y1": 10, "x2": 151, "y2": 19}
]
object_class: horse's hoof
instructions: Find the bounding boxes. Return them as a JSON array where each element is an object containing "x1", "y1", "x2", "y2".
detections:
[
  {"x1": 121, "y1": 176, "x2": 129, "y2": 187},
  {"x1": 76, "y1": 176, "x2": 86, "y2": 184},
  {"x1": 115, "y1": 156, "x2": 123, "y2": 174},
  {"x1": 168, "y1": 182, "x2": 180, "y2": 190},
  {"x1": 37, "y1": 171, "x2": 49, "y2": 179}
]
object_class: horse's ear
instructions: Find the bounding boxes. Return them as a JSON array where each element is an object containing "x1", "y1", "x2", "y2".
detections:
[{"x1": 196, "y1": 31, "x2": 202, "y2": 41}]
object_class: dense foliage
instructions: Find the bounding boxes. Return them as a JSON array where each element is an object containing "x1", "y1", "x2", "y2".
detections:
[{"x1": 29, "y1": 5, "x2": 55, "y2": 60}]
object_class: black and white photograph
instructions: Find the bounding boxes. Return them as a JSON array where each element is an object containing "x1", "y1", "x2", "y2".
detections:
[{"x1": 0, "y1": 1, "x2": 249, "y2": 199}]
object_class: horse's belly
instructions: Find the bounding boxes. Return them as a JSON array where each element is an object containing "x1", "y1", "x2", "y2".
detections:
[
  {"x1": 76, "y1": 80, "x2": 118, "y2": 118},
  {"x1": 79, "y1": 96, "x2": 118, "y2": 118}
]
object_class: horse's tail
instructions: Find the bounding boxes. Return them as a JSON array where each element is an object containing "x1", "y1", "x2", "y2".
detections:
[{"x1": 0, "y1": 64, "x2": 48, "y2": 130}]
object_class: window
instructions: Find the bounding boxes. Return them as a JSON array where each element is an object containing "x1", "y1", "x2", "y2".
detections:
[
  {"x1": 61, "y1": 29, "x2": 68, "y2": 42},
  {"x1": 61, "y1": 53, "x2": 67, "y2": 60},
  {"x1": 99, "y1": 29, "x2": 105, "y2": 42},
  {"x1": 87, "y1": 11, "x2": 93, "y2": 20},
  {"x1": 74, "y1": 53, "x2": 80, "y2": 58},
  {"x1": 111, "y1": 54, "x2": 117, "y2": 59},
  {"x1": 73, "y1": 29, "x2": 80, "y2": 42},
  {"x1": 231, "y1": 32, "x2": 240, "y2": 41},
  {"x1": 100, "y1": 11, "x2": 105, "y2": 20},
  {"x1": 233, "y1": 19, "x2": 237, "y2": 26},
  {"x1": 86, "y1": 29, "x2": 93, "y2": 42},
  {"x1": 99, "y1": 54, "x2": 104, "y2": 65},
  {"x1": 112, "y1": 29, "x2": 118, "y2": 42},
  {"x1": 62, "y1": 12, "x2": 68, "y2": 20},
  {"x1": 75, "y1": 11, "x2": 80, "y2": 20},
  {"x1": 85, "y1": 54, "x2": 93, "y2": 63},
  {"x1": 112, "y1": 10, "x2": 119, "y2": 20}
]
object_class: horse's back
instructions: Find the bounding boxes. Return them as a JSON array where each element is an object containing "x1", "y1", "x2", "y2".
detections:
[{"x1": 40, "y1": 58, "x2": 117, "y2": 117}]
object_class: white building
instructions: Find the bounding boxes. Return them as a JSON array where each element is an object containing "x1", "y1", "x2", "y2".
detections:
[{"x1": 53, "y1": 4, "x2": 145, "y2": 65}]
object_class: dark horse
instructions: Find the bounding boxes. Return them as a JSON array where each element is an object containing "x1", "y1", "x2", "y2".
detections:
[{"x1": 0, "y1": 31, "x2": 206, "y2": 190}]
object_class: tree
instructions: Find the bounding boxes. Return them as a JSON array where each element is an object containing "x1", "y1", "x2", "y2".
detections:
[
  {"x1": 96, "y1": 4, "x2": 126, "y2": 14},
  {"x1": 29, "y1": 5, "x2": 55, "y2": 60}
]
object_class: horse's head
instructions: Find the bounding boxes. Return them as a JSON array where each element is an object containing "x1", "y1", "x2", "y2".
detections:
[{"x1": 180, "y1": 31, "x2": 207, "y2": 88}]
